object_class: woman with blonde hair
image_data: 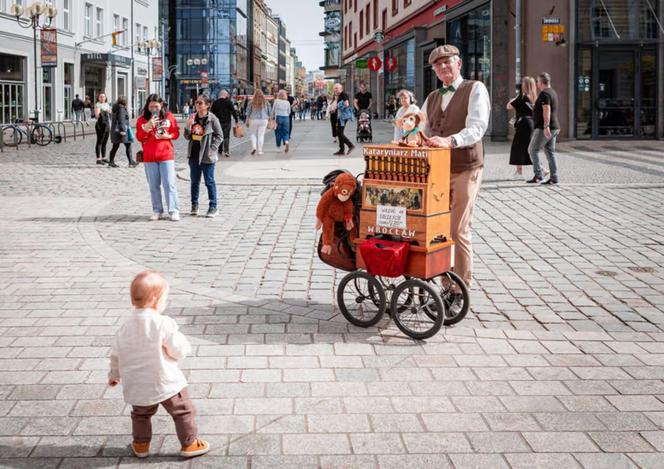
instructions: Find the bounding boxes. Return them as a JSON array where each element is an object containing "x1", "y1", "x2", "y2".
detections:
[
  {"x1": 507, "y1": 76, "x2": 537, "y2": 177},
  {"x1": 245, "y1": 89, "x2": 271, "y2": 155},
  {"x1": 271, "y1": 89, "x2": 291, "y2": 152}
]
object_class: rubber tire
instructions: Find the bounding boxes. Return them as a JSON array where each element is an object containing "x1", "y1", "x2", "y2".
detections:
[
  {"x1": 440, "y1": 271, "x2": 470, "y2": 326},
  {"x1": 31, "y1": 126, "x2": 53, "y2": 146},
  {"x1": 337, "y1": 271, "x2": 386, "y2": 327},
  {"x1": 390, "y1": 278, "x2": 444, "y2": 340}
]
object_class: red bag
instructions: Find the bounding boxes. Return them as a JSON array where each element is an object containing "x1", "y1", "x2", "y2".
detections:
[{"x1": 359, "y1": 238, "x2": 410, "y2": 278}]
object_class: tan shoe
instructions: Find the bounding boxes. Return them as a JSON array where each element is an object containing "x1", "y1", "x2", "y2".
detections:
[
  {"x1": 180, "y1": 439, "x2": 210, "y2": 458},
  {"x1": 132, "y1": 441, "x2": 150, "y2": 458}
]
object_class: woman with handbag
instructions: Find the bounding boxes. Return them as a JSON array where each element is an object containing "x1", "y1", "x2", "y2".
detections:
[
  {"x1": 184, "y1": 95, "x2": 223, "y2": 218},
  {"x1": 136, "y1": 94, "x2": 181, "y2": 221},
  {"x1": 108, "y1": 96, "x2": 138, "y2": 168},
  {"x1": 507, "y1": 76, "x2": 536, "y2": 178},
  {"x1": 245, "y1": 89, "x2": 271, "y2": 155},
  {"x1": 271, "y1": 89, "x2": 291, "y2": 153},
  {"x1": 333, "y1": 83, "x2": 355, "y2": 156}
]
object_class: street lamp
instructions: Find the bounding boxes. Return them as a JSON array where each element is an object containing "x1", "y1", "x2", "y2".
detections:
[
  {"x1": 11, "y1": 2, "x2": 58, "y2": 122},
  {"x1": 138, "y1": 38, "x2": 161, "y2": 95}
]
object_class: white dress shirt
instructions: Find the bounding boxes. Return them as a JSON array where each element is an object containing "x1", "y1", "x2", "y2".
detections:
[
  {"x1": 109, "y1": 309, "x2": 191, "y2": 406},
  {"x1": 421, "y1": 75, "x2": 491, "y2": 147}
]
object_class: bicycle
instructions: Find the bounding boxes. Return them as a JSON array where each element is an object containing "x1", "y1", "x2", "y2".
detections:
[{"x1": 1, "y1": 120, "x2": 53, "y2": 147}]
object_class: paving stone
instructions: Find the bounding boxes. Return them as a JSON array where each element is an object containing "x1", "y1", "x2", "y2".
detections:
[
  {"x1": 282, "y1": 434, "x2": 350, "y2": 455},
  {"x1": 448, "y1": 454, "x2": 510, "y2": 469},
  {"x1": 505, "y1": 453, "x2": 582, "y2": 469},
  {"x1": 522, "y1": 431, "x2": 599, "y2": 452},
  {"x1": 377, "y1": 454, "x2": 452, "y2": 469}
]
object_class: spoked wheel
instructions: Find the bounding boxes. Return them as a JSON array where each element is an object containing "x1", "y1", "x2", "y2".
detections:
[
  {"x1": 337, "y1": 271, "x2": 386, "y2": 327},
  {"x1": 424, "y1": 272, "x2": 470, "y2": 326},
  {"x1": 2, "y1": 126, "x2": 22, "y2": 146},
  {"x1": 373, "y1": 276, "x2": 412, "y2": 315},
  {"x1": 31, "y1": 125, "x2": 53, "y2": 146},
  {"x1": 390, "y1": 279, "x2": 444, "y2": 340}
]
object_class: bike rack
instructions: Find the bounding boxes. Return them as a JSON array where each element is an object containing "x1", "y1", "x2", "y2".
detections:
[
  {"x1": 54, "y1": 121, "x2": 66, "y2": 143},
  {"x1": 71, "y1": 121, "x2": 85, "y2": 140}
]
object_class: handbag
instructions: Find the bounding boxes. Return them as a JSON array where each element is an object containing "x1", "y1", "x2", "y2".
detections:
[
  {"x1": 267, "y1": 118, "x2": 277, "y2": 130},
  {"x1": 135, "y1": 150, "x2": 143, "y2": 163},
  {"x1": 127, "y1": 126, "x2": 135, "y2": 142},
  {"x1": 233, "y1": 124, "x2": 245, "y2": 138}
]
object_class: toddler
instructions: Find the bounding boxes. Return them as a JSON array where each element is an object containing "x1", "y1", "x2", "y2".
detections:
[{"x1": 108, "y1": 271, "x2": 209, "y2": 458}]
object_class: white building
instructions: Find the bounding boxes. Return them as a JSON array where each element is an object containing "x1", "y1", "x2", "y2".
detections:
[{"x1": 0, "y1": 0, "x2": 159, "y2": 124}]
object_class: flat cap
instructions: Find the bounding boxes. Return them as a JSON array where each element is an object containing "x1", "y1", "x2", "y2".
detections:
[{"x1": 428, "y1": 44, "x2": 460, "y2": 65}]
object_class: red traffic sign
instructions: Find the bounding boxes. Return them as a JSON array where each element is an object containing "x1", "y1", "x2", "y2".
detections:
[
  {"x1": 385, "y1": 56, "x2": 398, "y2": 72},
  {"x1": 368, "y1": 56, "x2": 382, "y2": 72}
]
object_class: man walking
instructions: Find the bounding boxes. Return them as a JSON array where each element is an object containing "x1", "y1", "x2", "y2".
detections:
[
  {"x1": 72, "y1": 94, "x2": 85, "y2": 123},
  {"x1": 211, "y1": 90, "x2": 238, "y2": 158},
  {"x1": 420, "y1": 45, "x2": 491, "y2": 291},
  {"x1": 527, "y1": 72, "x2": 560, "y2": 185}
]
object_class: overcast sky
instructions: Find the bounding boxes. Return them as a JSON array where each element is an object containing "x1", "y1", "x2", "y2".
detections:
[{"x1": 267, "y1": 0, "x2": 325, "y2": 72}]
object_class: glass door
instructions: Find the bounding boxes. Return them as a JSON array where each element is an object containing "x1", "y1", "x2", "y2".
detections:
[{"x1": 597, "y1": 49, "x2": 635, "y2": 137}]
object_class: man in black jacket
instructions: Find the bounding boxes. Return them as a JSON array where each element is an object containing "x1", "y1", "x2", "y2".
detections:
[
  {"x1": 210, "y1": 89, "x2": 238, "y2": 157},
  {"x1": 72, "y1": 94, "x2": 85, "y2": 123}
]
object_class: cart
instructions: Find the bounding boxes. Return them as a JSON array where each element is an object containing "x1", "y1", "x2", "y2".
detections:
[{"x1": 322, "y1": 144, "x2": 470, "y2": 340}]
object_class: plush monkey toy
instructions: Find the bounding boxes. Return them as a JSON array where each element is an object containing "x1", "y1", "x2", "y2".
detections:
[
  {"x1": 316, "y1": 172, "x2": 357, "y2": 255},
  {"x1": 393, "y1": 111, "x2": 429, "y2": 147}
]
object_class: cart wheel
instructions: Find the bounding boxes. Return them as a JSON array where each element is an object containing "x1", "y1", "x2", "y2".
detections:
[
  {"x1": 390, "y1": 279, "x2": 444, "y2": 339},
  {"x1": 337, "y1": 271, "x2": 386, "y2": 327},
  {"x1": 424, "y1": 272, "x2": 470, "y2": 326},
  {"x1": 373, "y1": 276, "x2": 412, "y2": 315}
]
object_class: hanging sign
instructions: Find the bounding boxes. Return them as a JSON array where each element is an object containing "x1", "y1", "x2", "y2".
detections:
[
  {"x1": 541, "y1": 18, "x2": 565, "y2": 42},
  {"x1": 151, "y1": 57, "x2": 163, "y2": 81},
  {"x1": 385, "y1": 56, "x2": 398, "y2": 72},
  {"x1": 40, "y1": 28, "x2": 58, "y2": 67},
  {"x1": 356, "y1": 58, "x2": 368, "y2": 69},
  {"x1": 368, "y1": 56, "x2": 382, "y2": 72}
]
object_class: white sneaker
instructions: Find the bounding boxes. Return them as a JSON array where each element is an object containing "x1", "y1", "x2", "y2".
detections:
[
  {"x1": 258, "y1": 151, "x2": 263, "y2": 155},
  {"x1": 543, "y1": 169, "x2": 550, "y2": 177},
  {"x1": 170, "y1": 212, "x2": 180, "y2": 222},
  {"x1": 149, "y1": 213, "x2": 161, "y2": 221}
]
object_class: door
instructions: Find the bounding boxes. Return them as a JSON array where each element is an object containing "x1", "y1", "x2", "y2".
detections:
[
  {"x1": 42, "y1": 84, "x2": 52, "y2": 122},
  {"x1": 596, "y1": 49, "x2": 635, "y2": 137}
]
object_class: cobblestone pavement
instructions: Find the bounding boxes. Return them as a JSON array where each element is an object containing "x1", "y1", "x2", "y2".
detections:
[{"x1": 0, "y1": 120, "x2": 663, "y2": 468}]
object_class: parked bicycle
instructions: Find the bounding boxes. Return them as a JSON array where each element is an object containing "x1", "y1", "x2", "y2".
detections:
[{"x1": 1, "y1": 120, "x2": 53, "y2": 147}]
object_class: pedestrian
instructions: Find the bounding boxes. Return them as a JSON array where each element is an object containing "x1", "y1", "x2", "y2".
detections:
[
  {"x1": 527, "y1": 72, "x2": 560, "y2": 185},
  {"x1": 385, "y1": 95, "x2": 397, "y2": 119},
  {"x1": 332, "y1": 83, "x2": 355, "y2": 156},
  {"x1": 72, "y1": 94, "x2": 84, "y2": 123},
  {"x1": 288, "y1": 93, "x2": 295, "y2": 138},
  {"x1": 271, "y1": 89, "x2": 291, "y2": 153},
  {"x1": 182, "y1": 102, "x2": 190, "y2": 118},
  {"x1": 94, "y1": 92, "x2": 112, "y2": 165},
  {"x1": 507, "y1": 76, "x2": 537, "y2": 178},
  {"x1": 108, "y1": 96, "x2": 138, "y2": 168},
  {"x1": 353, "y1": 81, "x2": 373, "y2": 116},
  {"x1": 210, "y1": 89, "x2": 238, "y2": 158},
  {"x1": 136, "y1": 94, "x2": 181, "y2": 221},
  {"x1": 316, "y1": 94, "x2": 325, "y2": 120},
  {"x1": 420, "y1": 44, "x2": 491, "y2": 290},
  {"x1": 184, "y1": 94, "x2": 222, "y2": 218},
  {"x1": 393, "y1": 89, "x2": 420, "y2": 142},
  {"x1": 84, "y1": 95, "x2": 92, "y2": 123},
  {"x1": 108, "y1": 270, "x2": 210, "y2": 459},
  {"x1": 245, "y1": 89, "x2": 271, "y2": 155},
  {"x1": 328, "y1": 94, "x2": 338, "y2": 143}
]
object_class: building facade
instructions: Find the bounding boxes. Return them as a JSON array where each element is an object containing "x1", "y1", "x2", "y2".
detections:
[
  {"x1": 0, "y1": 0, "x2": 159, "y2": 124},
  {"x1": 341, "y1": 0, "x2": 663, "y2": 140},
  {"x1": 319, "y1": 0, "x2": 344, "y2": 83}
]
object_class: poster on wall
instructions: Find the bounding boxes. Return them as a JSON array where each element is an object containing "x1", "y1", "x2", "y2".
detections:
[
  {"x1": 40, "y1": 28, "x2": 57, "y2": 67},
  {"x1": 151, "y1": 57, "x2": 163, "y2": 82}
]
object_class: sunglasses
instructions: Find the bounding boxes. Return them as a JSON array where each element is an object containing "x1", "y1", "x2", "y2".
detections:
[{"x1": 195, "y1": 101, "x2": 206, "y2": 105}]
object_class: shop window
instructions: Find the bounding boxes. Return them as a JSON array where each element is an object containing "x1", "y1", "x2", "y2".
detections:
[
  {"x1": 577, "y1": 0, "x2": 660, "y2": 42},
  {"x1": 447, "y1": 5, "x2": 491, "y2": 90},
  {"x1": 0, "y1": 54, "x2": 24, "y2": 82}
]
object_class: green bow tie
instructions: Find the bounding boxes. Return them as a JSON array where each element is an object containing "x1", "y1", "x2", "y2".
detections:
[{"x1": 439, "y1": 84, "x2": 456, "y2": 95}]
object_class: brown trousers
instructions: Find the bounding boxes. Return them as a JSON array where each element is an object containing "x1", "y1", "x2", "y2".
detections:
[
  {"x1": 449, "y1": 167, "x2": 483, "y2": 288},
  {"x1": 131, "y1": 387, "x2": 198, "y2": 446}
]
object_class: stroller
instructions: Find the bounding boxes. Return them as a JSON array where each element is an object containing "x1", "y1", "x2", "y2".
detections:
[{"x1": 356, "y1": 109, "x2": 372, "y2": 143}]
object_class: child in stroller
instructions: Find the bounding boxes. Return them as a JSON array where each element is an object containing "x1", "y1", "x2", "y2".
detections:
[{"x1": 356, "y1": 109, "x2": 372, "y2": 143}]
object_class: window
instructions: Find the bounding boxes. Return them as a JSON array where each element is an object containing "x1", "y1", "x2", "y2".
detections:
[
  {"x1": 143, "y1": 26, "x2": 148, "y2": 41},
  {"x1": 354, "y1": 32, "x2": 357, "y2": 49},
  {"x1": 84, "y1": 3, "x2": 92, "y2": 37},
  {"x1": 359, "y1": 11, "x2": 364, "y2": 38},
  {"x1": 392, "y1": 0, "x2": 398, "y2": 16},
  {"x1": 136, "y1": 23, "x2": 141, "y2": 45},
  {"x1": 113, "y1": 14, "x2": 120, "y2": 35},
  {"x1": 62, "y1": 0, "x2": 70, "y2": 31},
  {"x1": 373, "y1": 0, "x2": 378, "y2": 29},
  {"x1": 96, "y1": 7, "x2": 103, "y2": 38},
  {"x1": 366, "y1": 5, "x2": 370, "y2": 35},
  {"x1": 354, "y1": 0, "x2": 357, "y2": 12},
  {"x1": 404, "y1": 0, "x2": 412, "y2": 7},
  {"x1": 122, "y1": 18, "x2": 128, "y2": 46},
  {"x1": 382, "y1": 9, "x2": 387, "y2": 30}
]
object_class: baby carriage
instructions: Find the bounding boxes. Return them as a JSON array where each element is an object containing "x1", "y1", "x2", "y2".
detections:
[{"x1": 356, "y1": 109, "x2": 372, "y2": 143}]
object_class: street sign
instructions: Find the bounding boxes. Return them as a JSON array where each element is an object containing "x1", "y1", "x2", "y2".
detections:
[
  {"x1": 385, "y1": 56, "x2": 397, "y2": 72},
  {"x1": 373, "y1": 31, "x2": 384, "y2": 43},
  {"x1": 368, "y1": 56, "x2": 382, "y2": 72},
  {"x1": 356, "y1": 59, "x2": 368, "y2": 69}
]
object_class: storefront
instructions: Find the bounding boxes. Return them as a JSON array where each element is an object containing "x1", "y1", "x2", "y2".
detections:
[
  {"x1": 383, "y1": 37, "x2": 416, "y2": 108},
  {"x1": 575, "y1": 0, "x2": 660, "y2": 139},
  {"x1": 0, "y1": 53, "x2": 26, "y2": 125}
]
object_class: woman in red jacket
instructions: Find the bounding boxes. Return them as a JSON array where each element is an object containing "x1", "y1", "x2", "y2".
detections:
[{"x1": 136, "y1": 94, "x2": 181, "y2": 221}]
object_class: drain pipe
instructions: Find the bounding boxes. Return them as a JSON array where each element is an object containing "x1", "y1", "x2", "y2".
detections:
[{"x1": 515, "y1": 0, "x2": 521, "y2": 93}]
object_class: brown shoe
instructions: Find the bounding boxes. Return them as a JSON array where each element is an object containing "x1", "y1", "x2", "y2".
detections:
[
  {"x1": 284, "y1": 143, "x2": 289, "y2": 153},
  {"x1": 180, "y1": 439, "x2": 210, "y2": 458},
  {"x1": 346, "y1": 145, "x2": 355, "y2": 155},
  {"x1": 132, "y1": 441, "x2": 150, "y2": 458}
]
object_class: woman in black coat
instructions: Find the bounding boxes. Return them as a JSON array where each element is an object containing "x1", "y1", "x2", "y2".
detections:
[
  {"x1": 507, "y1": 76, "x2": 537, "y2": 177},
  {"x1": 108, "y1": 96, "x2": 138, "y2": 168}
]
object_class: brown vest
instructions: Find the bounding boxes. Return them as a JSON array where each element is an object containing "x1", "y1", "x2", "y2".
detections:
[{"x1": 425, "y1": 80, "x2": 484, "y2": 173}]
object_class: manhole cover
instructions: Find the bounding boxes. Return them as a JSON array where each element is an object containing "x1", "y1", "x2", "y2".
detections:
[
  {"x1": 595, "y1": 270, "x2": 618, "y2": 277},
  {"x1": 628, "y1": 266, "x2": 656, "y2": 274}
]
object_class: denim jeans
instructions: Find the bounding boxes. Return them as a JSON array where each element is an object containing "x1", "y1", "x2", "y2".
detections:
[
  {"x1": 189, "y1": 158, "x2": 217, "y2": 209},
  {"x1": 275, "y1": 115, "x2": 290, "y2": 147},
  {"x1": 528, "y1": 128, "x2": 560, "y2": 181},
  {"x1": 144, "y1": 160, "x2": 179, "y2": 215}
]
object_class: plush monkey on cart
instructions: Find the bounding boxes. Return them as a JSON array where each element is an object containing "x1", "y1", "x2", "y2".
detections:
[
  {"x1": 393, "y1": 111, "x2": 429, "y2": 147},
  {"x1": 316, "y1": 172, "x2": 357, "y2": 255}
]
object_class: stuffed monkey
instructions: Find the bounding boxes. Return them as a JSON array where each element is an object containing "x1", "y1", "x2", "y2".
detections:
[
  {"x1": 316, "y1": 172, "x2": 357, "y2": 255},
  {"x1": 393, "y1": 111, "x2": 429, "y2": 147}
]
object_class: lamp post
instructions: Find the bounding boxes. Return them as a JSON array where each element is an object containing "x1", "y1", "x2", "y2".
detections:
[
  {"x1": 138, "y1": 39, "x2": 161, "y2": 95},
  {"x1": 10, "y1": 2, "x2": 58, "y2": 122}
]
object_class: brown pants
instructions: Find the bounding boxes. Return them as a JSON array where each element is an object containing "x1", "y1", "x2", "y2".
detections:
[
  {"x1": 449, "y1": 167, "x2": 483, "y2": 288},
  {"x1": 131, "y1": 387, "x2": 198, "y2": 446}
]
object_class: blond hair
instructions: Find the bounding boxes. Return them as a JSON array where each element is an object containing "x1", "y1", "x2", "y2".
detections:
[
  {"x1": 277, "y1": 89, "x2": 288, "y2": 100},
  {"x1": 522, "y1": 76, "x2": 537, "y2": 105},
  {"x1": 252, "y1": 89, "x2": 265, "y2": 107},
  {"x1": 130, "y1": 271, "x2": 169, "y2": 309}
]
